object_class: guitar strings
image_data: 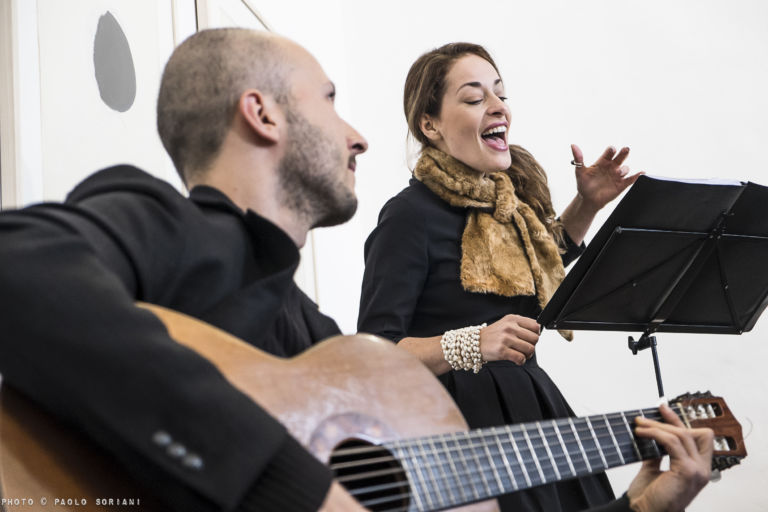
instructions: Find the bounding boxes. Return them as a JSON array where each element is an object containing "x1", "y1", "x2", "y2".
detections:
[
  {"x1": 341, "y1": 433, "x2": 659, "y2": 487},
  {"x1": 340, "y1": 410, "x2": 680, "y2": 506},
  {"x1": 339, "y1": 407, "x2": 665, "y2": 459},
  {"x1": 333, "y1": 407, "x2": 668, "y2": 462},
  {"x1": 339, "y1": 405, "x2": 694, "y2": 509},
  {"x1": 335, "y1": 424, "x2": 661, "y2": 474},
  {"x1": 343, "y1": 430, "x2": 664, "y2": 508},
  {"x1": 351, "y1": 436, "x2": 658, "y2": 511}
]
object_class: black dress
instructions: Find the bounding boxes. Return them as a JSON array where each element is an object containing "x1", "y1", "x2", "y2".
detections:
[{"x1": 359, "y1": 178, "x2": 616, "y2": 511}]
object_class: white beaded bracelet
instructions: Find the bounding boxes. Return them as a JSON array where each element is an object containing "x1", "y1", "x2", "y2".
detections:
[{"x1": 440, "y1": 323, "x2": 487, "y2": 373}]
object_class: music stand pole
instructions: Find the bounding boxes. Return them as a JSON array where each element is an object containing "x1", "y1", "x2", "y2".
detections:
[{"x1": 628, "y1": 334, "x2": 664, "y2": 398}]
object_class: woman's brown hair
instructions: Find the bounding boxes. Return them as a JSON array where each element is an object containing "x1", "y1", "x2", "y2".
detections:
[{"x1": 403, "y1": 42, "x2": 564, "y2": 245}]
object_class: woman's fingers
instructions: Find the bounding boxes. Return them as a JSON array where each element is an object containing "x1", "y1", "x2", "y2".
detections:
[
  {"x1": 611, "y1": 146, "x2": 630, "y2": 167},
  {"x1": 570, "y1": 144, "x2": 584, "y2": 164},
  {"x1": 511, "y1": 314, "x2": 541, "y2": 333},
  {"x1": 481, "y1": 315, "x2": 540, "y2": 363},
  {"x1": 587, "y1": 145, "x2": 630, "y2": 169},
  {"x1": 501, "y1": 346, "x2": 529, "y2": 365},
  {"x1": 594, "y1": 145, "x2": 617, "y2": 165},
  {"x1": 508, "y1": 324, "x2": 540, "y2": 344}
]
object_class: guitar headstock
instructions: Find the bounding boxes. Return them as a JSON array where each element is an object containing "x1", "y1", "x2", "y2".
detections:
[{"x1": 671, "y1": 391, "x2": 747, "y2": 471}]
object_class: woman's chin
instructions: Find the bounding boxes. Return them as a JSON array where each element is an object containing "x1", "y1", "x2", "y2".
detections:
[
  {"x1": 450, "y1": 152, "x2": 510, "y2": 173},
  {"x1": 487, "y1": 157, "x2": 512, "y2": 172}
]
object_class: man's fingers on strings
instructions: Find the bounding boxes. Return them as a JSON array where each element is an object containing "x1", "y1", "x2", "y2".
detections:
[
  {"x1": 635, "y1": 423, "x2": 690, "y2": 460},
  {"x1": 640, "y1": 456, "x2": 663, "y2": 474},
  {"x1": 636, "y1": 412, "x2": 701, "y2": 460},
  {"x1": 693, "y1": 428, "x2": 715, "y2": 457},
  {"x1": 658, "y1": 402, "x2": 685, "y2": 427},
  {"x1": 635, "y1": 406, "x2": 680, "y2": 432}
]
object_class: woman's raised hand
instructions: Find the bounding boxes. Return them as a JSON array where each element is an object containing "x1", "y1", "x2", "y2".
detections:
[
  {"x1": 571, "y1": 144, "x2": 643, "y2": 212},
  {"x1": 479, "y1": 314, "x2": 540, "y2": 365}
]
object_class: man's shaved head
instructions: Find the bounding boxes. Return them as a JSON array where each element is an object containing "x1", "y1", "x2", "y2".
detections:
[{"x1": 157, "y1": 28, "x2": 291, "y2": 184}]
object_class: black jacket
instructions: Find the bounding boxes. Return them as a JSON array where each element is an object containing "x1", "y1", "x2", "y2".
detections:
[{"x1": 0, "y1": 165, "x2": 337, "y2": 511}]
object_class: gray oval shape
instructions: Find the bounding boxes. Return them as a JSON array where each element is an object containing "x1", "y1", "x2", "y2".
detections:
[{"x1": 93, "y1": 11, "x2": 136, "y2": 112}]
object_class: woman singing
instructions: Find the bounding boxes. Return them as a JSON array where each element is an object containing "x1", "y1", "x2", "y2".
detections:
[{"x1": 358, "y1": 42, "x2": 640, "y2": 511}]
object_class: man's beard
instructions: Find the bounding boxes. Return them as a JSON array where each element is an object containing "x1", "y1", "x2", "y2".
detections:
[{"x1": 277, "y1": 109, "x2": 358, "y2": 228}]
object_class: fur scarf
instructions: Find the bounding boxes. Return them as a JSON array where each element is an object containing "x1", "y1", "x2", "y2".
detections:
[{"x1": 413, "y1": 147, "x2": 572, "y2": 340}]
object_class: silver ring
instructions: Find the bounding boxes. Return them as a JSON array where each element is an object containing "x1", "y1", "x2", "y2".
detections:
[{"x1": 570, "y1": 159, "x2": 584, "y2": 168}]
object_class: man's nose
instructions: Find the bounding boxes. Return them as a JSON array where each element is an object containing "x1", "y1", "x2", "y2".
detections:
[{"x1": 347, "y1": 123, "x2": 368, "y2": 154}]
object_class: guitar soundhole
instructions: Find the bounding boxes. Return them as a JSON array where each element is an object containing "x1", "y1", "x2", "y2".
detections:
[{"x1": 330, "y1": 439, "x2": 411, "y2": 511}]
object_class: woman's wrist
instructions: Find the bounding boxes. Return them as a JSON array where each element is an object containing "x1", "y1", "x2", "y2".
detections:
[
  {"x1": 560, "y1": 194, "x2": 600, "y2": 245},
  {"x1": 440, "y1": 323, "x2": 487, "y2": 373},
  {"x1": 571, "y1": 192, "x2": 602, "y2": 218}
]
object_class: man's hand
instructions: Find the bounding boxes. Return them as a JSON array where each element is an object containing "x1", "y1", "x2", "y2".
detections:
[{"x1": 627, "y1": 403, "x2": 714, "y2": 512}]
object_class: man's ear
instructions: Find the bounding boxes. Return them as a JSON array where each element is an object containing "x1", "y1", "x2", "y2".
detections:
[
  {"x1": 238, "y1": 90, "x2": 281, "y2": 143},
  {"x1": 419, "y1": 114, "x2": 442, "y2": 143}
]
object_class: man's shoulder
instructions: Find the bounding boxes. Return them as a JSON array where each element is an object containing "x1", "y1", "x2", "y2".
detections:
[{"x1": 66, "y1": 165, "x2": 185, "y2": 206}]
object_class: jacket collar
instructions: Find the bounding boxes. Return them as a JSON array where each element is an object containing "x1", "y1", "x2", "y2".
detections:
[
  {"x1": 189, "y1": 185, "x2": 244, "y2": 215},
  {"x1": 190, "y1": 185, "x2": 300, "y2": 254}
]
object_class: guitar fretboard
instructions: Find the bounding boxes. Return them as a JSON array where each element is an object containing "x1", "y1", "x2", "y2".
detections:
[{"x1": 381, "y1": 406, "x2": 671, "y2": 511}]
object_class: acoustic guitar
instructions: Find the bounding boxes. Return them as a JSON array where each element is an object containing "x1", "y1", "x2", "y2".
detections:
[{"x1": 0, "y1": 304, "x2": 746, "y2": 511}]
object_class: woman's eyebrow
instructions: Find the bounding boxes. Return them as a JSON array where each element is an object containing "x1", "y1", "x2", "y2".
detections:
[{"x1": 456, "y1": 78, "x2": 503, "y2": 93}]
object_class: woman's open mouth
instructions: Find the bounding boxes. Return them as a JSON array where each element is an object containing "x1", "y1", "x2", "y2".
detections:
[{"x1": 481, "y1": 125, "x2": 508, "y2": 151}]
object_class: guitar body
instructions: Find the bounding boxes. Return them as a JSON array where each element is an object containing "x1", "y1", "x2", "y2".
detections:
[{"x1": 0, "y1": 304, "x2": 496, "y2": 511}]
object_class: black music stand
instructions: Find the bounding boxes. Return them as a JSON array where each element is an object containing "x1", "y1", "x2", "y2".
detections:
[{"x1": 539, "y1": 175, "x2": 768, "y2": 397}]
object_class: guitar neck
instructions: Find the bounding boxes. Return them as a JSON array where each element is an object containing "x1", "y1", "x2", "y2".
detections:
[{"x1": 380, "y1": 405, "x2": 670, "y2": 511}]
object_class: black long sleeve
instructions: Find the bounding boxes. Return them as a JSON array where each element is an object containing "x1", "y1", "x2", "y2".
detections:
[{"x1": 0, "y1": 166, "x2": 332, "y2": 511}]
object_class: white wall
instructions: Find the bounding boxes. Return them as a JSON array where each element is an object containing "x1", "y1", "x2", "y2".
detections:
[{"x1": 291, "y1": 1, "x2": 767, "y2": 510}]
